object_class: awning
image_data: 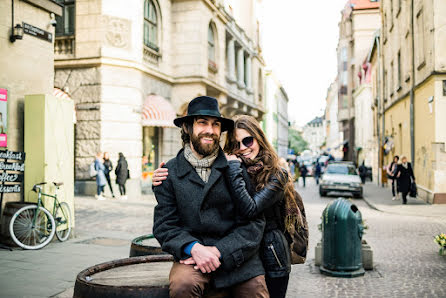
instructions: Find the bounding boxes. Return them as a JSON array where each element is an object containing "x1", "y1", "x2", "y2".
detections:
[
  {"x1": 142, "y1": 94, "x2": 176, "y2": 127},
  {"x1": 53, "y1": 87, "x2": 71, "y2": 100}
]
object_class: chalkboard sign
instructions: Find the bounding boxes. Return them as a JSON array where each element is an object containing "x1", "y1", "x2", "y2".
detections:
[{"x1": 0, "y1": 150, "x2": 25, "y2": 193}]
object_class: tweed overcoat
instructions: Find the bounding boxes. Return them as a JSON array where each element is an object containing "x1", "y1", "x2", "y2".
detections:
[{"x1": 153, "y1": 148, "x2": 265, "y2": 289}]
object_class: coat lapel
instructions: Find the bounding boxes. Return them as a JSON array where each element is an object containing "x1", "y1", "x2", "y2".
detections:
[{"x1": 176, "y1": 149, "x2": 205, "y2": 187}]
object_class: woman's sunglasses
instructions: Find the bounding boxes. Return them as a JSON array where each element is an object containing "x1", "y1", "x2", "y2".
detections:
[{"x1": 237, "y1": 136, "x2": 254, "y2": 149}]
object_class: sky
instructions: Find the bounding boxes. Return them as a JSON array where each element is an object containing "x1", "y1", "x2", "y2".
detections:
[{"x1": 260, "y1": 0, "x2": 347, "y2": 127}]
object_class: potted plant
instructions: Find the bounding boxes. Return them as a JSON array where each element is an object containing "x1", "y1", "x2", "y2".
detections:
[{"x1": 434, "y1": 233, "x2": 446, "y2": 256}]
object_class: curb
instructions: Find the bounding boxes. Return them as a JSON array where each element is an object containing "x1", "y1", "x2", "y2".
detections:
[{"x1": 362, "y1": 196, "x2": 382, "y2": 212}]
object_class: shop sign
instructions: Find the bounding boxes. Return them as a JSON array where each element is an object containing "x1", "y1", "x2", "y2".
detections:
[
  {"x1": 23, "y1": 22, "x2": 53, "y2": 43},
  {"x1": 0, "y1": 150, "x2": 25, "y2": 194}
]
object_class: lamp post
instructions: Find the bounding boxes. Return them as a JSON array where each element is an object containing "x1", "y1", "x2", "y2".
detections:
[{"x1": 10, "y1": 23, "x2": 24, "y2": 42}]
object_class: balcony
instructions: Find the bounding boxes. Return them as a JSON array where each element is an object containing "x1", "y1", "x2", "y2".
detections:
[{"x1": 54, "y1": 35, "x2": 75, "y2": 59}]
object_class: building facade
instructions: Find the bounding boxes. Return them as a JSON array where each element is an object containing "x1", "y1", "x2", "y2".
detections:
[
  {"x1": 263, "y1": 70, "x2": 289, "y2": 158},
  {"x1": 53, "y1": 0, "x2": 266, "y2": 196},
  {"x1": 324, "y1": 80, "x2": 343, "y2": 159},
  {"x1": 302, "y1": 116, "x2": 325, "y2": 155},
  {"x1": 0, "y1": 0, "x2": 63, "y2": 208},
  {"x1": 337, "y1": 0, "x2": 380, "y2": 161},
  {"x1": 379, "y1": 0, "x2": 446, "y2": 203}
]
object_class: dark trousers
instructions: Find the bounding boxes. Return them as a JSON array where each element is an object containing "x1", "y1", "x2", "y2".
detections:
[
  {"x1": 169, "y1": 262, "x2": 269, "y2": 298},
  {"x1": 105, "y1": 174, "x2": 114, "y2": 196},
  {"x1": 96, "y1": 185, "x2": 104, "y2": 196},
  {"x1": 402, "y1": 191, "x2": 408, "y2": 204},
  {"x1": 314, "y1": 174, "x2": 320, "y2": 185},
  {"x1": 301, "y1": 176, "x2": 306, "y2": 187},
  {"x1": 118, "y1": 184, "x2": 126, "y2": 196},
  {"x1": 265, "y1": 275, "x2": 289, "y2": 298}
]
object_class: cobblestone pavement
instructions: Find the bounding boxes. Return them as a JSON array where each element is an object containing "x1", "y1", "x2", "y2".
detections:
[
  {"x1": 1, "y1": 183, "x2": 445, "y2": 297},
  {"x1": 288, "y1": 179, "x2": 446, "y2": 298}
]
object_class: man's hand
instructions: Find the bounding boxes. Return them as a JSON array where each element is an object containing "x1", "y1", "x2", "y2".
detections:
[
  {"x1": 152, "y1": 162, "x2": 168, "y2": 186},
  {"x1": 190, "y1": 244, "x2": 221, "y2": 273}
]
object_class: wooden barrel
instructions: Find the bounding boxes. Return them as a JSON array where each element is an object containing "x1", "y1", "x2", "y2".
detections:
[
  {"x1": 129, "y1": 234, "x2": 168, "y2": 257},
  {"x1": 0, "y1": 202, "x2": 34, "y2": 246},
  {"x1": 74, "y1": 255, "x2": 231, "y2": 298},
  {"x1": 74, "y1": 255, "x2": 174, "y2": 298}
]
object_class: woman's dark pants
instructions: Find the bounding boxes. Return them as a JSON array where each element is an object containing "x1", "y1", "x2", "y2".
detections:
[{"x1": 265, "y1": 275, "x2": 289, "y2": 298}]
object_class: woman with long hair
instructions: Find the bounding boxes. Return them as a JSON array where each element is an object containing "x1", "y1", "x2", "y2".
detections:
[{"x1": 153, "y1": 115, "x2": 300, "y2": 297}]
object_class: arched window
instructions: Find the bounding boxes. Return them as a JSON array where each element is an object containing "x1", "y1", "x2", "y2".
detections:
[
  {"x1": 208, "y1": 24, "x2": 216, "y2": 64},
  {"x1": 144, "y1": 0, "x2": 158, "y2": 51}
]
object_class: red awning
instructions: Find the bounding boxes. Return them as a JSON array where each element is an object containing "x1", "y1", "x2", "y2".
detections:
[
  {"x1": 53, "y1": 87, "x2": 71, "y2": 100},
  {"x1": 142, "y1": 94, "x2": 176, "y2": 127}
]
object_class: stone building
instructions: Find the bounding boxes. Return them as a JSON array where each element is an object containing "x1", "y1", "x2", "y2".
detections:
[
  {"x1": 337, "y1": 0, "x2": 380, "y2": 161},
  {"x1": 53, "y1": 0, "x2": 265, "y2": 196},
  {"x1": 263, "y1": 70, "x2": 289, "y2": 158},
  {"x1": 0, "y1": 0, "x2": 62, "y2": 206},
  {"x1": 324, "y1": 81, "x2": 343, "y2": 159},
  {"x1": 302, "y1": 116, "x2": 325, "y2": 155},
  {"x1": 379, "y1": 0, "x2": 446, "y2": 203}
]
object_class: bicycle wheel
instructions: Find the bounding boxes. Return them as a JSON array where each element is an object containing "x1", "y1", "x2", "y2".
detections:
[
  {"x1": 9, "y1": 205, "x2": 55, "y2": 250},
  {"x1": 55, "y1": 202, "x2": 71, "y2": 242}
]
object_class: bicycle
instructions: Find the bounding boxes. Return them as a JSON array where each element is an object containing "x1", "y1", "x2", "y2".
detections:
[{"x1": 9, "y1": 182, "x2": 72, "y2": 250}]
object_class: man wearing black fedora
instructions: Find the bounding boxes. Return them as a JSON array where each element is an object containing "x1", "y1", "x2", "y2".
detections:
[{"x1": 153, "y1": 96, "x2": 268, "y2": 297}]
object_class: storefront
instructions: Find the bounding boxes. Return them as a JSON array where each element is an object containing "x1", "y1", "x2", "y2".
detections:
[{"x1": 141, "y1": 94, "x2": 176, "y2": 193}]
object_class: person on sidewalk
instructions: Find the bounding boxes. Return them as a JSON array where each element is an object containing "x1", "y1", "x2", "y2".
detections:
[
  {"x1": 314, "y1": 161, "x2": 321, "y2": 185},
  {"x1": 152, "y1": 96, "x2": 268, "y2": 297},
  {"x1": 358, "y1": 161, "x2": 367, "y2": 184},
  {"x1": 115, "y1": 152, "x2": 129, "y2": 200},
  {"x1": 103, "y1": 152, "x2": 115, "y2": 198},
  {"x1": 300, "y1": 163, "x2": 308, "y2": 187},
  {"x1": 395, "y1": 156, "x2": 415, "y2": 205},
  {"x1": 94, "y1": 152, "x2": 106, "y2": 200},
  {"x1": 387, "y1": 155, "x2": 399, "y2": 200}
]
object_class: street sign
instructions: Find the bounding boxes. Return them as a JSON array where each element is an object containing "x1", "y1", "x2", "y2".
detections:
[{"x1": 23, "y1": 22, "x2": 53, "y2": 43}]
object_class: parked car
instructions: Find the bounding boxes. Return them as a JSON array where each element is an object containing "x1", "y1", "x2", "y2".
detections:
[{"x1": 319, "y1": 162, "x2": 363, "y2": 198}]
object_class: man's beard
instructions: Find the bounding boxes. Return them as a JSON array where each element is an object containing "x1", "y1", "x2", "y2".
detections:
[{"x1": 191, "y1": 133, "x2": 219, "y2": 157}]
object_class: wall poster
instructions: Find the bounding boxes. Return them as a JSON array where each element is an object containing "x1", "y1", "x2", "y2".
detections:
[{"x1": 0, "y1": 88, "x2": 7, "y2": 147}]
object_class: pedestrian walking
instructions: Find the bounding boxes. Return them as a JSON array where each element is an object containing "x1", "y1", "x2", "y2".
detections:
[
  {"x1": 314, "y1": 162, "x2": 322, "y2": 185},
  {"x1": 151, "y1": 96, "x2": 268, "y2": 296},
  {"x1": 395, "y1": 156, "x2": 415, "y2": 205},
  {"x1": 300, "y1": 164, "x2": 308, "y2": 187},
  {"x1": 358, "y1": 161, "x2": 367, "y2": 184},
  {"x1": 103, "y1": 152, "x2": 115, "y2": 198},
  {"x1": 387, "y1": 155, "x2": 399, "y2": 200},
  {"x1": 94, "y1": 152, "x2": 106, "y2": 200},
  {"x1": 115, "y1": 152, "x2": 129, "y2": 200},
  {"x1": 288, "y1": 160, "x2": 295, "y2": 180}
]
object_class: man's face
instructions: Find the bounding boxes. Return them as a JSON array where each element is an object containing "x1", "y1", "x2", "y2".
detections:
[{"x1": 190, "y1": 116, "x2": 221, "y2": 157}]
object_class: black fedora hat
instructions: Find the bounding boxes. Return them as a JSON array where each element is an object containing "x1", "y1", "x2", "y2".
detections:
[{"x1": 173, "y1": 96, "x2": 234, "y2": 131}]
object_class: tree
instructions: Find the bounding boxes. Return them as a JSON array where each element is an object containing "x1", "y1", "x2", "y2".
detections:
[{"x1": 288, "y1": 128, "x2": 308, "y2": 155}]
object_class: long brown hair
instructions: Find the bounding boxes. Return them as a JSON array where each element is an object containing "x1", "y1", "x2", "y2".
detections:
[{"x1": 224, "y1": 115, "x2": 295, "y2": 201}]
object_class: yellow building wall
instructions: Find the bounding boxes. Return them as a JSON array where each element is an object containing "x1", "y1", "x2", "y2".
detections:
[
  {"x1": 24, "y1": 94, "x2": 75, "y2": 227},
  {"x1": 383, "y1": 95, "x2": 411, "y2": 167},
  {"x1": 414, "y1": 77, "x2": 435, "y2": 193}
]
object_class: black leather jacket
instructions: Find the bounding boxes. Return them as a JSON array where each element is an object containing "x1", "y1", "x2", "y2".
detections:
[{"x1": 227, "y1": 160, "x2": 291, "y2": 278}]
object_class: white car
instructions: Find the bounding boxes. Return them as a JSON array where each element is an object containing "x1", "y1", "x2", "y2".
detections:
[{"x1": 319, "y1": 163, "x2": 363, "y2": 198}]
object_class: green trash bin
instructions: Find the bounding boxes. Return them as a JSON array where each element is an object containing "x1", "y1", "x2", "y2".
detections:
[{"x1": 320, "y1": 198, "x2": 365, "y2": 277}]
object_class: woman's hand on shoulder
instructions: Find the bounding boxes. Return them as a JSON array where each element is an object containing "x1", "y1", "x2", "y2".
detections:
[
  {"x1": 152, "y1": 162, "x2": 168, "y2": 186},
  {"x1": 225, "y1": 154, "x2": 241, "y2": 162}
]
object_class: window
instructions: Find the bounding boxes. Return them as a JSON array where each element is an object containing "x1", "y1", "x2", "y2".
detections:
[
  {"x1": 390, "y1": 61, "x2": 394, "y2": 96},
  {"x1": 144, "y1": 0, "x2": 158, "y2": 51},
  {"x1": 208, "y1": 24, "x2": 216, "y2": 64},
  {"x1": 397, "y1": 50, "x2": 401, "y2": 89},
  {"x1": 55, "y1": 0, "x2": 75, "y2": 36},
  {"x1": 416, "y1": 9, "x2": 425, "y2": 68}
]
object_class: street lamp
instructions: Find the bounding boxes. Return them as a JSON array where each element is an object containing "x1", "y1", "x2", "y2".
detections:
[{"x1": 10, "y1": 24, "x2": 24, "y2": 42}]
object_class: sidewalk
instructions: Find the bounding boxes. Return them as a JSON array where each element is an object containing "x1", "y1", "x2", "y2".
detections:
[
  {"x1": 0, "y1": 194, "x2": 158, "y2": 298},
  {"x1": 362, "y1": 182, "x2": 446, "y2": 218}
]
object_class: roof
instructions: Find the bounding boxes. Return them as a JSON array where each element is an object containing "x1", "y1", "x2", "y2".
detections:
[
  {"x1": 350, "y1": 0, "x2": 380, "y2": 10},
  {"x1": 307, "y1": 116, "x2": 324, "y2": 126}
]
